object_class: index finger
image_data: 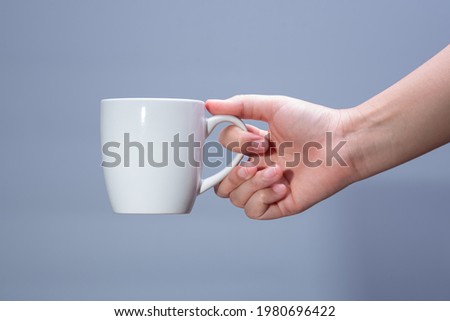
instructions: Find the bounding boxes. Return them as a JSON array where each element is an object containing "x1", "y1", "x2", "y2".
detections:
[{"x1": 206, "y1": 95, "x2": 290, "y2": 121}]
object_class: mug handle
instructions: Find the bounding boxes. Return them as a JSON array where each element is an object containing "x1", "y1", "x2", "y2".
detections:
[{"x1": 198, "y1": 115, "x2": 248, "y2": 194}]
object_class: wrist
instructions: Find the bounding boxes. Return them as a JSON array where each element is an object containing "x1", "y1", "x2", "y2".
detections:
[{"x1": 338, "y1": 103, "x2": 382, "y2": 183}]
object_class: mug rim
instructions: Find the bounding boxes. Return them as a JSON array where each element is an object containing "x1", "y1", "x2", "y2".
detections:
[{"x1": 101, "y1": 98, "x2": 204, "y2": 104}]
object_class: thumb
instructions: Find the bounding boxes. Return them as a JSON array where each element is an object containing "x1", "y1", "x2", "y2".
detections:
[{"x1": 205, "y1": 95, "x2": 289, "y2": 121}]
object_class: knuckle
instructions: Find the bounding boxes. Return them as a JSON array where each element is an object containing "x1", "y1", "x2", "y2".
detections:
[
  {"x1": 257, "y1": 191, "x2": 268, "y2": 204},
  {"x1": 273, "y1": 95, "x2": 292, "y2": 104},
  {"x1": 229, "y1": 192, "x2": 244, "y2": 208},
  {"x1": 247, "y1": 176, "x2": 262, "y2": 190},
  {"x1": 231, "y1": 94, "x2": 245, "y2": 102},
  {"x1": 233, "y1": 165, "x2": 254, "y2": 185},
  {"x1": 244, "y1": 206, "x2": 263, "y2": 220},
  {"x1": 227, "y1": 170, "x2": 242, "y2": 186},
  {"x1": 214, "y1": 184, "x2": 229, "y2": 198}
]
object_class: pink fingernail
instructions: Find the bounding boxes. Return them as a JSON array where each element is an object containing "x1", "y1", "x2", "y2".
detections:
[
  {"x1": 241, "y1": 161, "x2": 255, "y2": 167},
  {"x1": 250, "y1": 141, "x2": 264, "y2": 149},
  {"x1": 248, "y1": 140, "x2": 267, "y2": 153},
  {"x1": 237, "y1": 166, "x2": 249, "y2": 178},
  {"x1": 272, "y1": 184, "x2": 286, "y2": 194}
]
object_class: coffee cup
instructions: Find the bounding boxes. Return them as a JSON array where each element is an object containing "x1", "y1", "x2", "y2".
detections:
[{"x1": 101, "y1": 98, "x2": 247, "y2": 214}]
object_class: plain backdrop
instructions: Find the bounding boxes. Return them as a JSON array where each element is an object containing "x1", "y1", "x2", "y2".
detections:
[{"x1": 0, "y1": 0, "x2": 449, "y2": 300}]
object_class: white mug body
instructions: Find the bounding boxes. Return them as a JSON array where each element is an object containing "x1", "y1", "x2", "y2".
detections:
[
  {"x1": 101, "y1": 98, "x2": 205, "y2": 214},
  {"x1": 101, "y1": 98, "x2": 247, "y2": 214}
]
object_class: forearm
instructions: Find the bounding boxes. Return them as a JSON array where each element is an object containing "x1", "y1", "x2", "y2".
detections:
[{"x1": 348, "y1": 45, "x2": 450, "y2": 181}]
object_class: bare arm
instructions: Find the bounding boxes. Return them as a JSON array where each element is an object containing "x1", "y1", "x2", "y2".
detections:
[{"x1": 348, "y1": 45, "x2": 450, "y2": 181}]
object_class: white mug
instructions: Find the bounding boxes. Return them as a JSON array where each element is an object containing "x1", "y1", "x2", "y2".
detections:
[{"x1": 100, "y1": 98, "x2": 247, "y2": 214}]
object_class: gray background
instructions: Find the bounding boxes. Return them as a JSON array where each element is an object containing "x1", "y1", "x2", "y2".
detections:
[{"x1": 0, "y1": 0, "x2": 449, "y2": 300}]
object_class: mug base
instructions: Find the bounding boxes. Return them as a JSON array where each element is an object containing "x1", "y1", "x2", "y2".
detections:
[
  {"x1": 113, "y1": 210, "x2": 191, "y2": 215},
  {"x1": 111, "y1": 204, "x2": 194, "y2": 214}
]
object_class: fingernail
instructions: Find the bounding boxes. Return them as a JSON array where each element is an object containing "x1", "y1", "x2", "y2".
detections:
[
  {"x1": 250, "y1": 140, "x2": 263, "y2": 149},
  {"x1": 263, "y1": 166, "x2": 278, "y2": 179},
  {"x1": 248, "y1": 140, "x2": 267, "y2": 153},
  {"x1": 272, "y1": 184, "x2": 286, "y2": 194},
  {"x1": 241, "y1": 161, "x2": 255, "y2": 167},
  {"x1": 238, "y1": 166, "x2": 250, "y2": 179}
]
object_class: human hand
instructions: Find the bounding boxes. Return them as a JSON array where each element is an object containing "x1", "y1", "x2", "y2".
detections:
[
  {"x1": 206, "y1": 47, "x2": 450, "y2": 220},
  {"x1": 206, "y1": 95, "x2": 358, "y2": 219}
]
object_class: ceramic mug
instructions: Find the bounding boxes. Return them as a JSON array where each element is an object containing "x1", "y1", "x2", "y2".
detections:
[{"x1": 101, "y1": 98, "x2": 247, "y2": 214}]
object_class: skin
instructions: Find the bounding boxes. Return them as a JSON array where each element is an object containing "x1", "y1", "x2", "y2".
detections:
[{"x1": 206, "y1": 45, "x2": 450, "y2": 220}]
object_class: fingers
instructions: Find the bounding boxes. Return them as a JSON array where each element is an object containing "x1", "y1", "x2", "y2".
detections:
[
  {"x1": 219, "y1": 124, "x2": 269, "y2": 155},
  {"x1": 244, "y1": 185, "x2": 288, "y2": 220},
  {"x1": 229, "y1": 165, "x2": 284, "y2": 208},
  {"x1": 215, "y1": 164, "x2": 289, "y2": 220},
  {"x1": 206, "y1": 95, "x2": 291, "y2": 121},
  {"x1": 214, "y1": 162, "x2": 258, "y2": 198}
]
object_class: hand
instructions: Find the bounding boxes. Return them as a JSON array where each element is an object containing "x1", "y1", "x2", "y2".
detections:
[
  {"x1": 206, "y1": 47, "x2": 450, "y2": 220},
  {"x1": 206, "y1": 95, "x2": 358, "y2": 220}
]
